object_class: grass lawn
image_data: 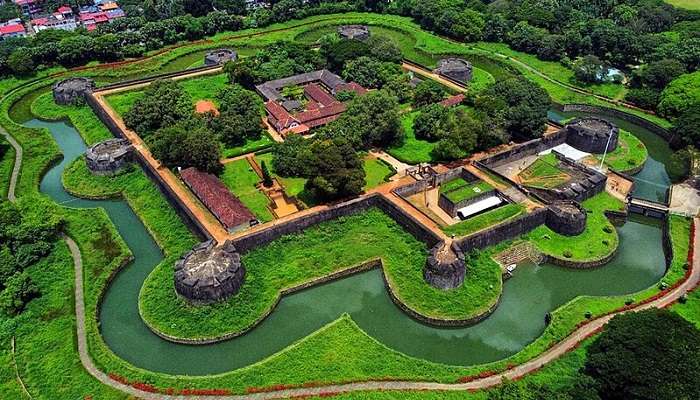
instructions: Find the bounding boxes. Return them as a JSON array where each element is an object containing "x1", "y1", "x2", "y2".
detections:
[
  {"x1": 256, "y1": 152, "x2": 309, "y2": 200},
  {"x1": 440, "y1": 177, "x2": 469, "y2": 193},
  {"x1": 222, "y1": 134, "x2": 275, "y2": 158},
  {"x1": 138, "y1": 208, "x2": 503, "y2": 339},
  {"x1": 443, "y1": 204, "x2": 526, "y2": 238},
  {"x1": 220, "y1": 159, "x2": 274, "y2": 223},
  {"x1": 518, "y1": 156, "x2": 570, "y2": 189},
  {"x1": 443, "y1": 181, "x2": 494, "y2": 203},
  {"x1": 665, "y1": 0, "x2": 700, "y2": 10},
  {"x1": 105, "y1": 72, "x2": 229, "y2": 118},
  {"x1": 526, "y1": 192, "x2": 623, "y2": 261},
  {"x1": 387, "y1": 111, "x2": 435, "y2": 164},
  {"x1": 363, "y1": 157, "x2": 395, "y2": 190},
  {"x1": 594, "y1": 130, "x2": 648, "y2": 174},
  {"x1": 0, "y1": 142, "x2": 14, "y2": 199}
]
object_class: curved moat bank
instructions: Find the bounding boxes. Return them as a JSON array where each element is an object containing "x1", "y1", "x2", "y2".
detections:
[
  {"x1": 31, "y1": 116, "x2": 666, "y2": 376},
  {"x1": 548, "y1": 109, "x2": 672, "y2": 202}
]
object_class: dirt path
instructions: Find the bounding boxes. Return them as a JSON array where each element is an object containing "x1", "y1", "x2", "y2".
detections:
[
  {"x1": 0, "y1": 124, "x2": 20, "y2": 202},
  {"x1": 402, "y1": 63, "x2": 468, "y2": 93},
  {"x1": 60, "y1": 217, "x2": 700, "y2": 399}
]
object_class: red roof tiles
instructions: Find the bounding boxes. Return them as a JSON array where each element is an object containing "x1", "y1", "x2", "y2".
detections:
[
  {"x1": 335, "y1": 82, "x2": 368, "y2": 96},
  {"x1": 180, "y1": 167, "x2": 255, "y2": 230},
  {"x1": 439, "y1": 94, "x2": 465, "y2": 108},
  {"x1": 304, "y1": 83, "x2": 336, "y2": 106},
  {"x1": 0, "y1": 23, "x2": 25, "y2": 35}
]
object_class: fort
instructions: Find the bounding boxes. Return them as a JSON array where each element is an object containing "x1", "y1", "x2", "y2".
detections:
[
  {"x1": 565, "y1": 117, "x2": 619, "y2": 154},
  {"x1": 434, "y1": 58, "x2": 473, "y2": 85},
  {"x1": 174, "y1": 240, "x2": 245, "y2": 304},
  {"x1": 53, "y1": 77, "x2": 95, "y2": 105},
  {"x1": 85, "y1": 138, "x2": 133, "y2": 175},
  {"x1": 203, "y1": 48, "x2": 237, "y2": 66},
  {"x1": 338, "y1": 25, "x2": 370, "y2": 40}
]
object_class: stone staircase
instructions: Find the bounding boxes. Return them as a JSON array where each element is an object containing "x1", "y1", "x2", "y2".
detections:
[{"x1": 493, "y1": 242, "x2": 543, "y2": 269}]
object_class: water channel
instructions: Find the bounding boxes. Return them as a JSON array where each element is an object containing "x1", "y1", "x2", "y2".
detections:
[{"x1": 25, "y1": 108, "x2": 671, "y2": 375}]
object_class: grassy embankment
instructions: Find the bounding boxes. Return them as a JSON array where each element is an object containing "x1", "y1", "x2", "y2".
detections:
[
  {"x1": 363, "y1": 156, "x2": 395, "y2": 190},
  {"x1": 138, "y1": 208, "x2": 502, "y2": 340},
  {"x1": 665, "y1": 0, "x2": 700, "y2": 10},
  {"x1": 104, "y1": 73, "x2": 274, "y2": 158},
  {"x1": 220, "y1": 158, "x2": 275, "y2": 223},
  {"x1": 594, "y1": 130, "x2": 648, "y2": 174},
  {"x1": 441, "y1": 180, "x2": 494, "y2": 203},
  {"x1": 443, "y1": 204, "x2": 526, "y2": 238},
  {"x1": 526, "y1": 192, "x2": 622, "y2": 262},
  {"x1": 0, "y1": 142, "x2": 14, "y2": 199}
]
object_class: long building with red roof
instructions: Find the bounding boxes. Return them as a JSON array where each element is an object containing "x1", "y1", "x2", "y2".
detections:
[{"x1": 180, "y1": 167, "x2": 256, "y2": 232}]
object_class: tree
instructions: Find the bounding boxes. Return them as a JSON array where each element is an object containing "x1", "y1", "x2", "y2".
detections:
[
  {"x1": 635, "y1": 59, "x2": 686, "y2": 90},
  {"x1": 124, "y1": 79, "x2": 193, "y2": 136},
  {"x1": 413, "y1": 104, "x2": 452, "y2": 142},
  {"x1": 413, "y1": 80, "x2": 445, "y2": 107},
  {"x1": 670, "y1": 106, "x2": 700, "y2": 148},
  {"x1": 271, "y1": 135, "x2": 310, "y2": 177},
  {"x1": 440, "y1": 9, "x2": 485, "y2": 42},
  {"x1": 365, "y1": 35, "x2": 403, "y2": 63},
  {"x1": 482, "y1": 77, "x2": 550, "y2": 140},
  {"x1": 432, "y1": 110, "x2": 481, "y2": 161},
  {"x1": 625, "y1": 87, "x2": 661, "y2": 110},
  {"x1": 0, "y1": 272, "x2": 39, "y2": 316},
  {"x1": 342, "y1": 56, "x2": 402, "y2": 89},
  {"x1": 583, "y1": 309, "x2": 700, "y2": 400},
  {"x1": 261, "y1": 160, "x2": 273, "y2": 187},
  {"x1": 322, "y1": 38, "x2": 368, "y2": 71},
  {"x1": 507, "y1": 21, "x2": 546, "y2": 53},
  {"x1": 212, "y1": 84, "x2": 264, "y2": 146},
  {"x1": 658, "y1": 71, "x2": 700, "y2": 119},
  {"x1": 573, "y1": 55, "x2": 607, "y2": 83},
  {"x1": 334, "y1": 90, "x2": 404, "y2": 148},
  {"x1": 305, "y1": 137, "x2": 365, "y2": 200},
  {"x1": 7, "y1": 48, "x2": 34, "y2": 76},
  {"x1": 149, "y1": 118, "x2": 222, "y2": 174},
  {"x1": 666, "y1": 147, "x2": 693, "y2": 183}
]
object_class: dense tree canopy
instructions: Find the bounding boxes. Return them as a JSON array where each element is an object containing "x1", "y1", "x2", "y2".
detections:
[
  {"x1": 149, "y1": 117, "x2": 223, "y2": 174},
  {"x1": 480, "y1": 77, "x2": 550, "y2": 140},
  {"x1": 124, "y1": 79, "x2": 192, "y2": 137},
  {"x1": 329, "y1": 90, "x2": 404, "y2": 149},
  {"x1": 584, "y1": 309, "x2": 700, "y2": 400},
  {"x1": 0, "y1": 199, "x2": 62, "y2": 315},
  {"x1": 305, "y1": 137, "x2": 366, "y2": 200},
  {"x1": 225, "y1": 42, "x2": 325, "y2": 87},
  {"x1": 210, "y1": 85, "x2": 264, "y2": 146},
  {"x1": 413, "y1": 80, "x2": 446, "y2": 107},
  {"x1": 658, "y1": 71, "x2": 700, "y2": 119}
]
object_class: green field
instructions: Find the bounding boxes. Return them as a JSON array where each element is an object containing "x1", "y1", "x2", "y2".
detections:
[
  {"x1": 220, "y1": 159, "x2": 274, "y2": 223},
  {"x1": 518, "y1": 155, "x2": 571, "y2": 189},
  {"x1": 443, "y1": 180, "x2": 494, "y2": 203},
  {"x1": 255, "y1": 152, "x2": 309, "y2": 200},
  {"x1": 666, "y1": 0, "x2": 700, "y2": 10},
  {"x1": 363, "y1": 157, "x2": 395, "y2": 190},
  {"x1": 387, "y1": 111, "x2": 435, "y2": 164},
  {"x1": 595, "y1": 130, "x2": 648, "y2": 174},
  {"x1": 526, "y1": 192, "x2": 622, "y2": 261},
  {"x1": 443, "y1": 204, "x2": 525, "y2": 237},
  {"x1": 139, "y1": 208, "x2": 502, "y2": 339}
]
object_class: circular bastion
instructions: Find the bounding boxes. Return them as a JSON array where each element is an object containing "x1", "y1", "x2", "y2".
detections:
[
  {"x1": 85, "y1": 138, "x2": 133, "y2": 176},
  {"x1": 204, "y1": 49, "x2": 237, "y2": 66},
  {"x1": 338, "y1": 25, "x2": 370, "y2": 40},
  {"x1": 434, "y1": 58, "x2": 473, "y2": 84},
  {"x1": 565, "y1": 117, "x2": 619, "y2": 154},
  {"x1": 545, "y1": 201, "x2": 587, "y2": 236},
  {"x1": 174, "y1": 240, "x2": 245, "y2": 304},
  {"x1": 423, "y1": 242, "x2": 466, "y2": 290},
  {"x1": 52, "y1": 77, "x2": 95, "y2": 105}
]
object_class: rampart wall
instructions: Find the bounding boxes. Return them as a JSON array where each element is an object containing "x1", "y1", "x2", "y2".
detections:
[
  {"x1": 84, "y1": 93, "x2": 211, "y2": 241},
  {"x1": 479, "y1": 130, "x2": 568, "y2": 168},
  {"x1": 454, "y1": 208, "x2": 548, "y2": 253}
]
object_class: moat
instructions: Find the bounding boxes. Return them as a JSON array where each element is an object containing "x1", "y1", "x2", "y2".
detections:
[{"x1": 29, "y1": 110, "x2": 669, "y2": 375}]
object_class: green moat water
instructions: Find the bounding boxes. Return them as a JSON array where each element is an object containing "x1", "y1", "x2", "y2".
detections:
[{"x1": 29, "y1": 114, "x2": 669, "y2": 375}]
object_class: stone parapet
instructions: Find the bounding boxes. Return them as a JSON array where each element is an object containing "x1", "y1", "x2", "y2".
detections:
[
  {"x1": 546, "y1": 200, "x2": 587, "y2": 236},
  {"x1": 53, "y1": 77, "x2": 95, "y2": 105},
  {"x1": 85, "y1": 138, "x2": 133, "y2": 176}
]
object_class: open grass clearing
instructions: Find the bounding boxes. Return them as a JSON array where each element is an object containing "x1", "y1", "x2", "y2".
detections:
[
  {"x1": 255, "y1": 152, "x2": 310, "y2": 202},
  {"x1": 518, "y1": 155, "x2": 570, "y2": 189},
  {"x1": 363, "y1": 156, "x2": 395, "y2": 190},
  {"x1": 525, "y1": 192, "x2": 622, "y2": 261},
  {"x1": 387, "y1": 111, "x2": 435, "y2": 164},
  {"x1": 594, "y1": 129, "x2": 648, "y2": 174},
  {"x1": 443, "y1": 203, "x2": 526, "y2": 238},
  {"x1": 443, "y1": 181, "x2": 494, "y2": 203},
  {"x1": 220, "y1": 158, "x2": 274, "y2": 223},
  {"x1": 665, "y1": 0, "x2": 700, "y2": 10}
]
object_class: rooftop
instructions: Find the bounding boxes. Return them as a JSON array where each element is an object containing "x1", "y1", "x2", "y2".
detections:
[
  {"x1": 180, "y1": 167, "x2": 255, "y2": 230},
  {"x1": 255, "y1": 69, "x2": 347, "y2": 102}
]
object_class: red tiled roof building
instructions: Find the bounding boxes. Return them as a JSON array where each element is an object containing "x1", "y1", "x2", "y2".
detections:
[{"x1": 180, "y1": 167, "x2": 256, "y2": 232}]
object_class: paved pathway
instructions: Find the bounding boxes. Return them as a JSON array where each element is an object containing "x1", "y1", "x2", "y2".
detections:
[
  {"x1": 1, "y1": 114, "x2": 21, "y2": 203},
  {"x1": 369, "y1": 150, "x2": 412, "y2": 175},
  {"x1": 402, "y1": 63, "x2": 468, "y2": 93}
]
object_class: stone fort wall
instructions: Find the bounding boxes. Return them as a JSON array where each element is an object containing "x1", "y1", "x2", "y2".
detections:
[
  {"x1": 479, "y1": 130, "x2": 568, "y2": 168},
  {"x1": 453, "y1": 208, "x2": 549, "y2": 253}
]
